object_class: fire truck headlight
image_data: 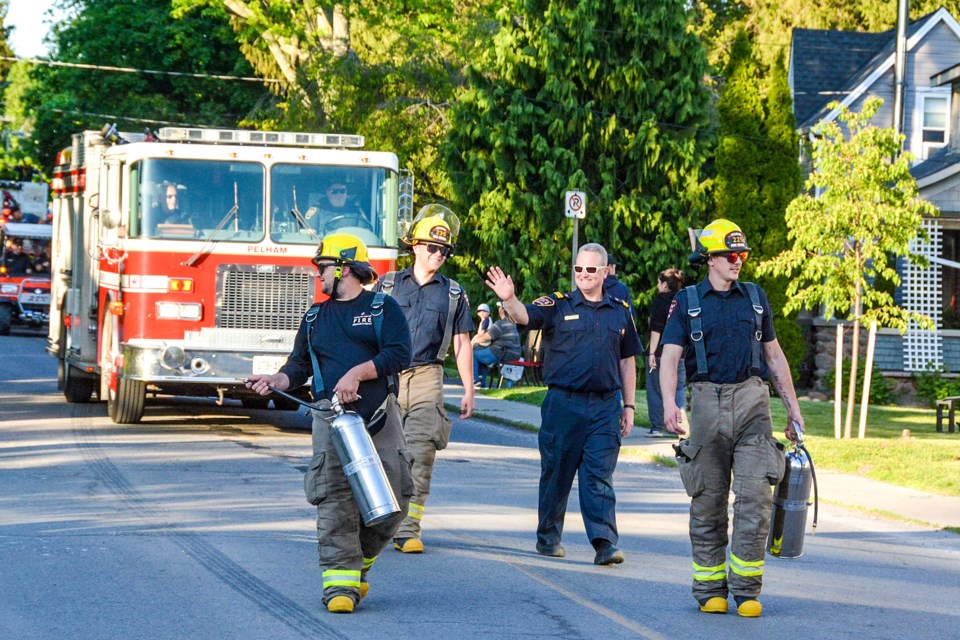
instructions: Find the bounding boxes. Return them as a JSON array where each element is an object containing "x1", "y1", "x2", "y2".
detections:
[
  {"x1": 178, "y1": 303, "x2": 202, "y2": 320},
  {"x1": 156, "y1": 302, "x2": 180, "y2": 319},
  {"x1": 159, "y1": 345, "x2": 187, "y2": 371},
  {"x1": 1, "y1": 284, "x2": 18, "y2": 294},
  {"x1": 156, "y1": 302, "x2": 203, "y2": 320}
]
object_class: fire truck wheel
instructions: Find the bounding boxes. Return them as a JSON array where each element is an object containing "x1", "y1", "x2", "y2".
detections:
[
  {"x1": 63, "y1": 363, "x2": 96, "y2": 403},
  {"x1": 241, "y1": 396, "x2": 270, "y2": 410},
  {"x1": 0, "y1": 305, "x2": 12, "y2": 336},
  {"x1": 108, "y1": 376, "x2": 146, "y2": 424}
]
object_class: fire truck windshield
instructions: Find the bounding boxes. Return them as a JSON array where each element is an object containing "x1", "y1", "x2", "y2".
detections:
[
  {"x1": 128, "y1": 159, "x2": 399, "y2": 249},
  {"x1": 129, "y1": 158, "x2": 265, "y2": 241},
  {"x1": 269, "y1": 165, "x2": 398, "y2": 248}
]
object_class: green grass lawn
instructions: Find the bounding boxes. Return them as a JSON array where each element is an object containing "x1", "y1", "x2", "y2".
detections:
[{"x1": 481, "y1": 386, "x2": 960, "y2": 497}]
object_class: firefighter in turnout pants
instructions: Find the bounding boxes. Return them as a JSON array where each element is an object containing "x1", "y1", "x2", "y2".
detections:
[
  {"x1": 376, "y1": 204, "x2": 475, "y2": 553},
  {"x1": 659, "y1": 219, "x2": 804, "y2": 618},
  {"x1": 247, "y1": 233, "x2": 414, "y2": 614}
]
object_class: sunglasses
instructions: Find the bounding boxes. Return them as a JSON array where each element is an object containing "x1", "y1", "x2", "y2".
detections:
[
  {"x1": 420, "y1": 243, "x2": 452, "y2": 258},
  {"x1": 574, "y1": 265, "x2": 605, "y2": 274},
  {"x1": 328, "y1": 187, "x2": 347, "y2": 195},
  {"x1": 717, "y1": 251, "x2": 749, "y2": 264},
  {"x1": 312, "y1": 259, "x2": 336, "y2": 271}
]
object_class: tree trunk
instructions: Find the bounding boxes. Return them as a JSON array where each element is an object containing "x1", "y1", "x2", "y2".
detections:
[
  {"x1": 858, "y1": 322, "x2": 878, "y2": 439},
  {"x1": 835, "y1": 323, "x2": 843, "y2": 439},
  {"x1": 844, "y1": 318, "x2": 860, "y2": 439}
]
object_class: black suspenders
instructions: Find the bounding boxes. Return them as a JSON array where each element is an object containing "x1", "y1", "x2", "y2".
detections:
[{"x1": 684, "y1": 283, "x2": 763, "y2": 379}]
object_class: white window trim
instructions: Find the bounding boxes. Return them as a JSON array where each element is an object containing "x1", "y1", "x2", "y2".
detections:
[{"x1": 912, "y1": 87, "x2": 952, "y2": 160}]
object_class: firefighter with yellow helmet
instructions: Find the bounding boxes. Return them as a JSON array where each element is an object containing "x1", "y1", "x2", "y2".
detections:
[
  {"x1": 658, "y1": 219, "x2": 804, "y2": 618},
  {"x1": 376, "y1": 204, "x2": 475, "y2": 554},
  {"x1": 247, "y1": 232, "x2": 414, "y2": 614}
]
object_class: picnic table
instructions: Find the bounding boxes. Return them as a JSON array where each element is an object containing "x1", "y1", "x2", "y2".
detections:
[{"x1": 935, "y1": 395, "x2": 960, "y2": 433}]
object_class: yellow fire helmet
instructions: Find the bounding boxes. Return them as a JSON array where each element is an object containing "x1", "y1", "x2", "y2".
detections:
[
  {"x1": 401, "y1": 203, "x2": 461, "y2": 251},
  {"x1": 312, "y1": 232, "x2": 379, "y2": 286},
  {"x1": 690, "y1": 218, "x2": 751, "y2": 264}
]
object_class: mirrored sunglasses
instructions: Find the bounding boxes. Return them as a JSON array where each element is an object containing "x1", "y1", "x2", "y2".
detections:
[
  {"x1": 328, "y1": 187, "x2": 347, "y2": 195},
  {"x1": 718, "y1": 251, "x2": 749, "y2": 264},
  {"x1": 573, "y1": 265, "x2": 604, "y2": 274}
]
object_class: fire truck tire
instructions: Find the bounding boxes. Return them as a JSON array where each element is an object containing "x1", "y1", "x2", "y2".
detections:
[
  {"x1": 241, "y1": 396, "x2": 270, "y2": 410},
  {"x1": 108, "y1": 376, "x2": 146, "y2": 424},
  {"x1": 0, "y1": 305, "x2": 12, "y2": 336},
  {"x1": 63, "y1": 364, "x2": 96, "y2": 403}
]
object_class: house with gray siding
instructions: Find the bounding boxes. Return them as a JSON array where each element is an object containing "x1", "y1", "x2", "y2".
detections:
[{"x1": 790, "y1": 8, "x2": 960, "y2": 380}]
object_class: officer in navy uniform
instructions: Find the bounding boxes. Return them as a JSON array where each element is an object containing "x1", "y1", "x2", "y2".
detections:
[
  {"x1": 486, "y1": 243, "x2": 641, "y2": 565},
  {"x1": 659, "y1": 219, "x2": 804, "y2": 618}
]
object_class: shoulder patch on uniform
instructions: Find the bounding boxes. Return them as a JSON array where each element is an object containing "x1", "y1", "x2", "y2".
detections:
[
  {"x1": 667, "y1": 299, "x2": 679, "y2": 321},
  {"x1": 533, "y1": 295, "x2": 555, "y2": 307}
]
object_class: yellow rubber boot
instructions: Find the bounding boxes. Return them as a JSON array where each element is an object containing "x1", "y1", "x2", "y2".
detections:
[
  {"x1": 698, "y1": 597, "x2": 728, "y2": 614},
  {"x1": 393, "y1": 538, "x2": 424, "y2": 553},
  {"x1": 326, "y1": 596, "x2": 355, "y2": 614},
  {"x1": 737, "y1": 599, "x2": 762, "y2": 618},
  {"x1": 359, "y1": 582, "x2": 369, "y2": 599}
]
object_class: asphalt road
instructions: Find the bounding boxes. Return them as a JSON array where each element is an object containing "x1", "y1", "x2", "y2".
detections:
[{"x1": 2, "y1": 331, "x2": 960, "y2": 639}]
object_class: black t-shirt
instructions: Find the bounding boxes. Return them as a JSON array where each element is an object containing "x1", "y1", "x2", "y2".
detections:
[
  {"x1": 280, "y1": 290, "x2": 411, "y2": 422},
  {"x1": 649, "y1": 290, "x2": 676, "y2": 357}
]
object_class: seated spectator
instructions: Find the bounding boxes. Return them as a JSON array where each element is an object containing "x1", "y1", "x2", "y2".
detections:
[{"x1": 472, "y1": 302, "x2": 522, "y2": 388}]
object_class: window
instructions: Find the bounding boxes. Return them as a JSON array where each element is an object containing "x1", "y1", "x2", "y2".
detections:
[{"x1": 915, "y1": 89, "x2": 951, "y2": 160}]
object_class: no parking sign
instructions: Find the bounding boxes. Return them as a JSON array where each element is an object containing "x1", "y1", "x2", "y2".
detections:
[{"x1": 565, "y1": 191, "x2": 586, "y2": 219}]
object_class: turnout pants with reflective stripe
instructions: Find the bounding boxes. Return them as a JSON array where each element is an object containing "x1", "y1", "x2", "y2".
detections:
[
  {"x1": 308, "y1": 394, "x2": 413, "y2": 605},
  {"x1": 395, "y1": 364, "x2": 453, "y2": 540},
  {"x1": 685, "y1": 377, "x2": 780, "y2": 601},
  {"x1": 537, "y1": 388, "x2": 622, "y2": 547}
]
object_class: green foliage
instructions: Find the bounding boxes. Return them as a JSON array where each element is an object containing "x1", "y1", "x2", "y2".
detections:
[
  {"x1": 773, "y1": 317, "x2": 807, "y2": 381},
  {"x1": 822, "y1": 357, "x2": 895, "y2": 405},
  {"x1": 445, "y1": 0, "x2": 713, "y2": 302},
  {"x1": 757, "y1": 98, "x2": 938, "y2": 331},
  {"x1": 22, "y1": 0, "x2": 266, "y2": 173},
  {"x1": 912, "y1": 367, "x2": 960, "y2": 407}
]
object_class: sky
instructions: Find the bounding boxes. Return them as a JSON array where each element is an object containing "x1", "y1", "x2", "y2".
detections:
[{"x1": 6, "y1": 0, "x2": 59, "y2": 58}]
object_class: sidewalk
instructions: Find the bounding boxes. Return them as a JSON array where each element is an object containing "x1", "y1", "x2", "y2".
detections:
[{"x1": 445, "y1": 384, "x2": 960, "y2": 530}]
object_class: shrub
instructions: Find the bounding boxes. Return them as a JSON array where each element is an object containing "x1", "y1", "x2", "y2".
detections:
[
  {"x1": 821, "y1": 357, "x2": 895, "y2": 405},
  {"x1": 912, "y1": 367, "x2": 960, "y2": 407},
  {"x1": 773, "y1": 317, "x2": 808, "y2": 382}
]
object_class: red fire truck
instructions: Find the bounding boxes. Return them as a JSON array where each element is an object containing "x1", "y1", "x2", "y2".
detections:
[{"x1": 47, "y1": 125, "x2": 412, "y2": 423}]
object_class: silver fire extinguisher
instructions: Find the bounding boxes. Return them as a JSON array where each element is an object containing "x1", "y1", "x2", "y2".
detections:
[
  {"x1": 767, "y1": 422, "x2": 819, "y2": 559},
  {"x1": 324, "y1": 395, "x2": 401, "y2": 526}
]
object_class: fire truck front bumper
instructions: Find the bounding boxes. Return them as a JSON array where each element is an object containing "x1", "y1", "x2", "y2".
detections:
[{"x1": 120, "y1": 340, "x2": 292, "y2": 384}]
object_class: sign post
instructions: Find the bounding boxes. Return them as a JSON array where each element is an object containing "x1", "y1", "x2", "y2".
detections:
[{"x1": 565, "y1": 190, "x2": 586, "y2": 285}]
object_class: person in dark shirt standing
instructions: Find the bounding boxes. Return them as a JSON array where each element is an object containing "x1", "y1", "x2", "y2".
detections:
[
  {"x1": 376, "y1": 204, "x2": 475, "y2": 554},
  {"x1": 603, "y1": 254, "x2": 635, "y2": 317},
  {"x1": 487, "y1": 243, "x2": 642, "y2": 565},
  {"x1": 246, "y1": 233, "x2": 413, "y2": 614},
  {"x1": 659, "y1": 219, "x2": 803, "y2": 618},
  {"x1": 645, "y1": 268, "x2": 686, "y2": 437}
]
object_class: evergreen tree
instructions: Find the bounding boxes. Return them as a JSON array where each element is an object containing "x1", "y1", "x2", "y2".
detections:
[{"x1": 445, "y1": 0, "x2": 713, "y2": 302}]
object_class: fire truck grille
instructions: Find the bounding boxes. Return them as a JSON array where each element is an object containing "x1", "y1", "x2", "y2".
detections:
[{"x1": 216, "y1": 265, "x2": 315, "y2": 330}]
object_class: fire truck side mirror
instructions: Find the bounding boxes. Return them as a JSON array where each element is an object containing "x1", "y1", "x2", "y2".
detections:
[{"x1": 102, "y1": 208, "x2": 121, "y2": 229}]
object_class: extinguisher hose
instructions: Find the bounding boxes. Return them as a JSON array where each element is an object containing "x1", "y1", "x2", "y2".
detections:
[{"x1": 798, "y1": 443, "x2": 819, "y2": 533}]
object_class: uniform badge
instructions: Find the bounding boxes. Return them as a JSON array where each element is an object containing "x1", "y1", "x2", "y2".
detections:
[
  {"x1": 667, "y1": 299, "x2": 679, "y2": 320},
  {"x1": 533, "y1": 295, "x2": 555, "y2": 307}
]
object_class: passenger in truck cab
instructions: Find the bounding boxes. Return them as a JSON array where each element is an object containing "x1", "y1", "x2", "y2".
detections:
[
  {"x1": 3, "y1": 239, "x2": 34, "y2": 275},
  {"x1": 161, "y1": 183, "x2": 191, "y2": 225}
]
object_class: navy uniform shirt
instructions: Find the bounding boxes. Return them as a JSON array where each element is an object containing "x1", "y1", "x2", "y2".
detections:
[
  {"x1": 279, "y1": 290, "x2": 411, "y2": 422},
  {"x1": 661, "y1": 279, "x2": 776, "y2": 384},
  {"x1": 375, "y1": 267, "x2": 474, "y2": 367},
  {"x1": 522, "y1": 289, "x2": 642, "y2": 393}
]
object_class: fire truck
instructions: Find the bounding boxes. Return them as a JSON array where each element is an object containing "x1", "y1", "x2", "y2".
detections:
[
  {"x1": 0, "y1": 222, "x2": 52, "y2": 334},
  {"x1": 47, "y1": 125, "x2": 412, "y2": 424}
]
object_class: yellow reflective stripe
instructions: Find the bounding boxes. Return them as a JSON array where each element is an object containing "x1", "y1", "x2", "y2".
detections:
[
  {"x1": 729, "y1": 553, "x2": 764, "y2": 577},
  {"x1": 408, "y1": 503, "x2": 425, "y2": 520},
  {"x1": 322, "y1": 569, "x2": 361, "y2": 588},
  {"x1": 692, "y1": 561, "x2": 727, "y2": 582},
  {"x1": 363, "y1": 556, "x2": 377, "y2": 570}
]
